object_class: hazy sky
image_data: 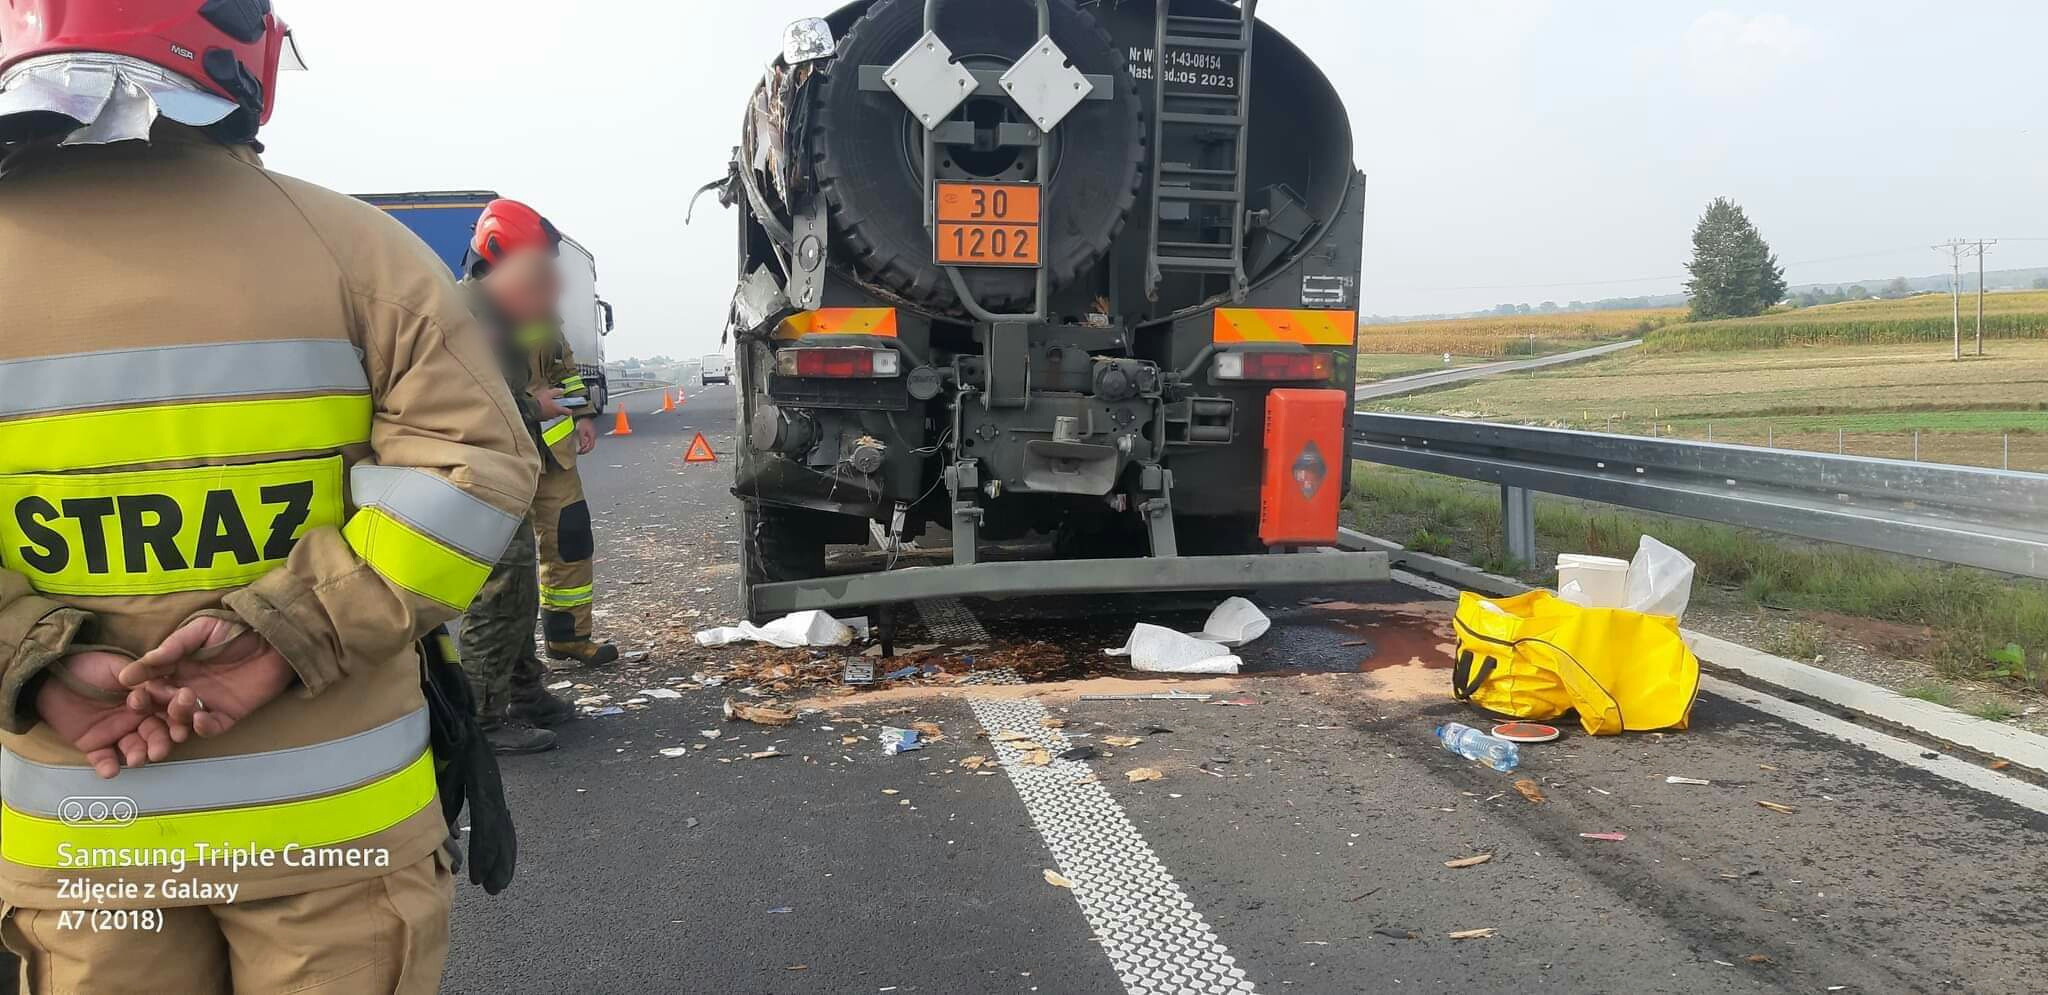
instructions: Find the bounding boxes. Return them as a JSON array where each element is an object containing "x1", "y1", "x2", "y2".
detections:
[{"x1": 262, "y1": 1, "x2": 2048, "y2": 360}]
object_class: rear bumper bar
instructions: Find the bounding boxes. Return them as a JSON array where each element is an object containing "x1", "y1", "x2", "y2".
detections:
[{"x1": 749, "y1": 549, "x2": 1390, "y2": 616}]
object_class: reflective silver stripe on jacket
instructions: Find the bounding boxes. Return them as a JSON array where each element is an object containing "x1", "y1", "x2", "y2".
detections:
[
  {"x1": 349, "y1": 464, "x2": 521, "y2": 563},
  {"x1": 0, "y1": 339, "x2": 369, "y2": 418},
  {"x1": 0, "y1": 707, "x2": 427, "y2": 819}
]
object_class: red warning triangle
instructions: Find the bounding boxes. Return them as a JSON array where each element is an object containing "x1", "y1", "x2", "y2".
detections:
[{"x1": 684, "y1": 433, "x2": 718, "y2": 463}]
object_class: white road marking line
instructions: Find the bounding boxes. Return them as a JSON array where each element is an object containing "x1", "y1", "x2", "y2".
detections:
[
  {"x1": 1394, "y1": 567, "x2": 2048, "y2": 815},
  {"x1": 1701, "y1": 675, "x2": 2048, "y2": 815},
  {"x1": 970, "y1": 695, "x2": 1259, "y2": 995}
]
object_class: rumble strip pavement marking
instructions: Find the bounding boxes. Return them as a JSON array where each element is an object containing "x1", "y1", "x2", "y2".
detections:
[{"x1": 969, "y1": 693, "x2": 1260, "y2": 995}]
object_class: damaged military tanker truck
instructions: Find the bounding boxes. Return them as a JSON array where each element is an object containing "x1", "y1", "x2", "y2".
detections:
[{"x1": 717, "y1": 0, "x2": 1386, "y2": 624}]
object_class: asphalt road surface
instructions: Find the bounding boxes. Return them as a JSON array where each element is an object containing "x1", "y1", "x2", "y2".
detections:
[
  {"x1": 447, "y1": 385, "x2": 2048, "y2": 995},
  {"x1": 1354, "y1": 339, "x2": 1641, "y2": 402}
]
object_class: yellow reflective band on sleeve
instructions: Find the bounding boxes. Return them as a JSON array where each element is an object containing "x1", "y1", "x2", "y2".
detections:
[
  {"x1": 1212, "y1": 309, "x2": 1359, "y2": 346},
  {"x1": 540, "y1": 583, "x2": 594, "y2": 609},
  {"x1": 0, "y1": 750, "x2": 436, "y2": 870},
  {"x1": 343, "y1": 507, "x2": 492, "y2": 610},
  {"x1": 0, "y1": 394, "x2": 372, "y2": 475},
  {"x1": 0, "y1": 456, "x2": 344, "y2": 597},
  {"x1": 558, "y1": 375, "x2": 586, "y2": 392},
  {"x1": 541, "y1": 416, "x2": 576, "y2": 447}
]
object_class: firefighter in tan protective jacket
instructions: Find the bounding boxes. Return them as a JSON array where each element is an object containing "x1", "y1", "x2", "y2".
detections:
[
  {"x1": 525, "y1": 324, "x2": 619, "y2": 668},
  {"x1": 0, "y1": 3, "x2": 539, "y2": 992}
]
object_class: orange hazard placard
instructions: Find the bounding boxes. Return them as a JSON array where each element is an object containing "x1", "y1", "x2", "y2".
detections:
[
  {"x1": 935, "y1": 181, "x2": 1041, "y2": 269},
  {"x1": 684, "y1": 433, "x2": 717, "y2": 463}
]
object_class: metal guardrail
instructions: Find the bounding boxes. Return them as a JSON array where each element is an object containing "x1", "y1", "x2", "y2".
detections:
[
  {"x1": 611, "y1": 378, "x2": 675, "y2": 393},
  {"x1": 1350, "y1": 413, "x2": 2048, "y2": 579}
]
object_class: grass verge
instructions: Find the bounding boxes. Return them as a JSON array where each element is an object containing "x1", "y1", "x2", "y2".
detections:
[{"x1": 1344, "y1": 465, "x2": 2048, "y2": 691}]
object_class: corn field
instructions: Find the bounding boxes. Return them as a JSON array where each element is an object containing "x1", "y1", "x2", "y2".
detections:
[
  {"x1": 1358, "y1": 308, "x2": 1682, "y2": 356},
  {"x1": 1646, "y1": 291, "x2": 2048, "y2": 352}
]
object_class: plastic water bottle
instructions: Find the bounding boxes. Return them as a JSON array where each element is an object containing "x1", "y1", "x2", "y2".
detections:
[{"x1": 1435, "y1": 723, "x2": 1521, "y2": 773}]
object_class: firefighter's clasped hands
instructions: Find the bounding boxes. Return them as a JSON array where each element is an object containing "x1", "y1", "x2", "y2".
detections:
[{"x1": 38, "y1": 616, "x2": 295, "y2": 779}]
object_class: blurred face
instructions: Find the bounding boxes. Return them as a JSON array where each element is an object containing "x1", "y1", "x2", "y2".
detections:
[{"x1": 483, "y1": 247, "x2": 563, "y2": 326}]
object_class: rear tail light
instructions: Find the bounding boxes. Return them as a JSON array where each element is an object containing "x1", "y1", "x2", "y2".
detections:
[
  {"x1": 1214, "y1": 350, "x2": 1333, "y2": 382},
  {"x1": 775, "y1": 347, "x2": 902, "y2": 379}
]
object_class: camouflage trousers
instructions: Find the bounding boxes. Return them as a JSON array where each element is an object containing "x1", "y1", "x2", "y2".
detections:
[{"x1": 458, "y1": 517, "x2": 550, "y2": 726}]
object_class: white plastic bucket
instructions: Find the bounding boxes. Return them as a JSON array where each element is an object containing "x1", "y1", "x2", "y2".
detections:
[{"x1": 1556, "y1": 554, "x2": 1629, "y2": 608}]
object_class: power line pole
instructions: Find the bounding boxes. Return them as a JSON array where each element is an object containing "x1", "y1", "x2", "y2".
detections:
[
  {"x1": 1969, "y1": 239, "x2": 1996, "y2": 355},
  {"x1": 1934, "y1": 239, "x2": 1967, "y2": 360}
]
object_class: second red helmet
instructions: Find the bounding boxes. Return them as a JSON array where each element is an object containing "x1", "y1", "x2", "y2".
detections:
[{"x1": 467, "y1": 199, "x2": 562, "y2": 277}]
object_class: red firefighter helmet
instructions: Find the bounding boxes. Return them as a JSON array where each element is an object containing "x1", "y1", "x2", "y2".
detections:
[
  {"x1": 467, "y1": 199, "x2": 562, "y2": 277},
  {"x1": 0, "y1": 0, "x2": 301, "y2": 128}
]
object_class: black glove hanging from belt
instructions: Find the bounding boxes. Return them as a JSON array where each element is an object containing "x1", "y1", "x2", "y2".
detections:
[{"x1": 419, "y1": 626, "x2": 518, "y2": 894}]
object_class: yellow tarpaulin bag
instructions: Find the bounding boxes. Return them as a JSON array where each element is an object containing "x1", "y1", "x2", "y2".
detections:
[{"x1": 1451, "y1": 590, "x2": 1701, "y2": 735}]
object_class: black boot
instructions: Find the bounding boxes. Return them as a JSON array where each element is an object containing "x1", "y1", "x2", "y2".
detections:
[
  {"x1": 546, "y1": 639, "x2": 620, "y2": 668},
  {"x1": 483, "y1": 720, "x2": 558, "y2": 755},
  {"x1": 509, "y1": 688, "x2": 579, "y2": 729}
]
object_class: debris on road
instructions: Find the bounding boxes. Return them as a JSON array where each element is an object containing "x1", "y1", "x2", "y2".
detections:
[
  {"x1": 1058, "y1": 746, "x2": 1098, "y2": 761},
  {"x1": 1183, "y1": 596, "x2": 1272, "y2": 647},
  {"x1": 658, "y1": 747, "x2": 689, "y2": 758},
  {"x1": 1018, "y1": 748, "x2": 1051, "y2": 767},
  {"x1": 911, "y1": 721, "x2": 944, "y2": 741},
  {"x1": 880, "y1": 727, "x2": 923, "y2": 755},
  {"x1": 1756, "y1": 800, "x2": 1799, "y2": 814},
  {"x1": 1443, "y1": 854, "x2": 1494, "y2": 869},
  {"x1": 694, "y1": 610, "x2": 865, "y2": 649},
  {"x1": 639, "y1": 688, "x2": 684, "y2": 700},
  {"x1": 960, "y1": 755, "x2": 989, "y2": 770},
  {"x1": 1103, "y1": 736, "x2": 1144, "y2": 748},
  {"x1": 1665, "y1": 776, "x2": 1712, "y2": 786},
  {"x1": 1989, "y1": 759, "x2": 2012, "y2": 770},
  {"x1": 1512, "y1": 780, "x2": 1547, "y2": 804},
  {"x1": 1489, "y1": 721, "x2": 1560, "y2": 744},
  {"x1": 1438, "y1": 722, "x2": 1522, "y2": 772},
  {"x1": 724, "y1": 700, "x2": 797, "y2": 726},
  {"x1": 1447, "y1": 928, "x2": 1497, "y2": 940},
  {"x1": 1043, "y1": 869, "x2": 1072, "y2": 889},
  {"x1": 1126, "y1": 767, "x2": 1164, "y2": 782},
  {"x1": 1579, "y1": 832, "x2": 1628, "y2": 842},
  {"x1": 1105, "y1": 623, "x2": 1242, "y2": 675},
  {"x1": 746, "y1": 750, "x2": 785, "y2": 760},
  {"x1": 1040, "y1": 717, "x2": 1068, "y2": 729},
  {"x1": 995, "y1": 730, "x2": 1038, "y2": 744},
  {"x1": 1079, "y1": 690, "x2": 1215, "y2": 702}
]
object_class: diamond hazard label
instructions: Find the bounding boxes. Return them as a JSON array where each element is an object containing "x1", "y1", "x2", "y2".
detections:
[{"x1": 1292, "y1": 440, "x2": 1328, "y2": 498}]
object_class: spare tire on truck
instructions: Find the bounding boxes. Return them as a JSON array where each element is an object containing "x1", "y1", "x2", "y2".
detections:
[{"x1": 811, "y1": 0, "x2": 1144, "y2": 311}]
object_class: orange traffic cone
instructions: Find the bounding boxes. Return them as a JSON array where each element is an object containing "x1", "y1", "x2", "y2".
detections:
[
  {"x1": 675, "y1": 388, "x2": 686, "y2": 407},
  {"x1": 660, "y1": 390, "x2": 675, "y2": 413},
  {"x1": 609, "y1": 403, "x2": 633, "y2": 436}
]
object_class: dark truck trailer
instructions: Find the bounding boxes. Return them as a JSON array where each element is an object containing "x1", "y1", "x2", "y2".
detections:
[{"x1": 719, "y1": 0, "x2": 1385, "y2": 623}]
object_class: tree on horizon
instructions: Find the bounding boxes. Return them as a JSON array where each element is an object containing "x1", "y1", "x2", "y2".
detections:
[{"x1": 1684, "y1": 197, "x2": 1786, "y2": 320}]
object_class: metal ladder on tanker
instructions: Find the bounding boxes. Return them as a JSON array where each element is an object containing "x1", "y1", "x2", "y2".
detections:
[{"x1": 1143, "y1": 0, "x2": 1258, "y2": 303}]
